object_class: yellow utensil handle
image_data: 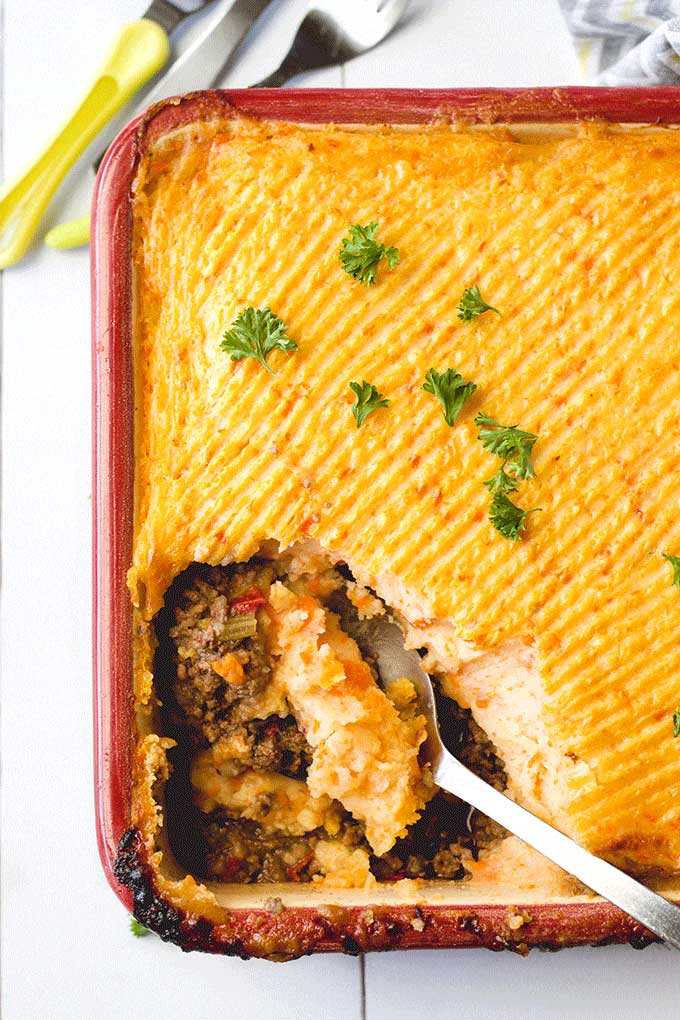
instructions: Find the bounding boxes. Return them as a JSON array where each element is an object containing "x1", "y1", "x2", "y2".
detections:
[
  {"x1": 0, "y1": 19, "x2": 169, "y2": 269},
  {"x1": 45, "y1": 215, "x2": 90, "y2": 250}
]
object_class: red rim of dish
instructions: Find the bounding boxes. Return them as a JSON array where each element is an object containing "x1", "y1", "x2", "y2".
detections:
[{"x1": 92, "y1": 88, "x2": 680, "y2": 953}]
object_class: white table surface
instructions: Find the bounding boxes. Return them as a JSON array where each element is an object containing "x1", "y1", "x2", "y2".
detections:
[{"x1": 2, "y1": 2, "x2": 680, "y2": 1018}]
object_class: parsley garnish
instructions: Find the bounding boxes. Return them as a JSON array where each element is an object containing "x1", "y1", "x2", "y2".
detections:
[
  {"x1": 457, "y1": 284, "x2": 500, "y2": 321},
  {"x1": 663, "y1": 554, "x2": 680, "y2": 588},
  {"x1": 475, "y1": 413, "x2": 538, "y2": 482},
  {"x1": 476, "y1": 413, "x2": 540, "y2": 541},
  {"x1": 339, "y1": 222, "x2": 400, "y2": 285},
  {"x1": 349, "y1": 380, "x2": 389, "y2": 428},
  {"x1": 220, "y1": 307, "x2": 297, "y2": 375},
  {"x1": 488, "y1": 491, "x2": 541, "y2": 542},
  {"x1": 483, "y1": 464, "x2": 520, "y2": 495},
  {"x1": 130, "y1": 917, "x2": 150, "y2": 937},
  {"x1": 422, "y1": 368, "x2": 477, "y2": 427},
  {"x1": 674, "y1": 709, "x2": 680, "y2": 739}
]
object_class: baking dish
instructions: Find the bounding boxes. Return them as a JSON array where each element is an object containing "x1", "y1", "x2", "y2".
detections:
[{"x1": 92, "y1": 87, "x2": 680, "y2": 958}]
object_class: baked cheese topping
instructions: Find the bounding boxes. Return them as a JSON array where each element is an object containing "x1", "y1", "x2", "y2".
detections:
[{"x1": 131, "y1": 117, "x2": 680, "y2": 876}]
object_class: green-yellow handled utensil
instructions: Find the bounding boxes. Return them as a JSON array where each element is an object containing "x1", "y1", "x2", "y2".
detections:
[
  {"x1": 0, "y1": 17, "x2": 171, "y2": 269},
  {"x1": 46, "y1": 0, "x2": 275, "y2": 253}
]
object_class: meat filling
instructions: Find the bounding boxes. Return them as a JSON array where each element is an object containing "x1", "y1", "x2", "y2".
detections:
[{"x1": 155, "y1": 556, "x2": 506, "y2": 885}]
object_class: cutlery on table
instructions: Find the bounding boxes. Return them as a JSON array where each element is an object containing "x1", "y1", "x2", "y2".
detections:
[
  {"x1": 47, "y1": 0, "x2": 274, "y2": 252},
  {"x1": 357, "y1": 612, "x2": 680, "y2": 950},
  {"x1": 0, "y1": 0, "x2": 216, "y2": 269},
  {"x1": 251, "y1": 0, "x2": 409, "y2": 87},
  {"x1": 49, "y1": 0, "x2": 409, "y2": 252}
]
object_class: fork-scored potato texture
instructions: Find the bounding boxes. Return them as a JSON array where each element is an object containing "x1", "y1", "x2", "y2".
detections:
[{"x1": 130, "y1": 116, "x2": 680, "y2": 876}]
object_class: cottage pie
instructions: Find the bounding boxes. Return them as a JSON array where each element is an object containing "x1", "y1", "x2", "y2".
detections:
[{"x1": 127, "y1": 115, "x2": 680, "y2": 911}]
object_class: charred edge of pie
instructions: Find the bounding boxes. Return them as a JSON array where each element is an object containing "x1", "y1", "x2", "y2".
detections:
[
  {"x1": 113, "y1": 829, "x2": 222, "y2": 955},
  {"x1": 151, "y1": 556, "x2": 507, "y2": 885},
  {"x1": 112, "y1": 828, "x2": 657, "y2": 958}
]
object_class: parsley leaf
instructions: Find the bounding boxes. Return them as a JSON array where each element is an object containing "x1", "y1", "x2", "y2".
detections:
[
  {"x1": 674, "y1": 709, "x2": 680, "y2": 739},
  {"x1": 339, "y1": 222, "x2": 400, "y2": 285},
  {"x1": 422, "y1": 368, "x2": 477, "y2": 427},
  {"x1": 349, "y1": 380, "x2": 389, "y2": 428},
  {"x1": 220, "y1": 307, "x2": 297, "y2": 375},
  {"x1": 488, "y1": 491, "x2": 541, "y2": 542},
  {"x1": 457, "y1": 284, "x2": 501, "y2": 321},
  {"x1": 663, "y1": 553, "x2": 680, "y2": 588},
  {"x1": 130, "y1": 917, "x2": 150, "y2": 938},
  {"x1": 475, "y1": 413, "x2": 538, "y2": 481},
  {"x1": 483, "y1": 464, "x2": 520, "y2": 495}
]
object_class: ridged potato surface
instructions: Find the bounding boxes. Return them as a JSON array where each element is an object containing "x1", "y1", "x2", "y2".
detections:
[{"x1": 131, "y1": 117, "x2": 680, "y2": 876}]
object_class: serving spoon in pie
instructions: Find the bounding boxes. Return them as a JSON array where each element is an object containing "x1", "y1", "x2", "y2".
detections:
[{"x1": 357, "y1": 613, "x2": 680, "y2": 950}]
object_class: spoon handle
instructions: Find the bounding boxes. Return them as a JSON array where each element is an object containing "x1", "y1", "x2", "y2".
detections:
[
  {"x1": 0, "y1": 19, "x2": 169, "y2": 268},
  {"x1": 435, "y1": 750, "x2": 680, "y2": 949}
]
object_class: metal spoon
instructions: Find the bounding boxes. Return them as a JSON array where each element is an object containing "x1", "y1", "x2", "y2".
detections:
[
  {"x1": 356, "y1": 613, "x2": 680, "y2": 949},
  {"x1": 250, "y1": 0, "x2": 409, "y2": 87}
]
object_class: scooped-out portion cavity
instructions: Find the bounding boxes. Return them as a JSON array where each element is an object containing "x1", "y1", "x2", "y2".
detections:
[{"x1": 150, "y1": 541, "x2": 510, "y2": 889}]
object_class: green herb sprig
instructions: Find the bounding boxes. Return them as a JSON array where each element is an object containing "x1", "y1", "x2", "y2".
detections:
[
  {"x1": 488, "y1": 491, "x2": 540, "y2": 543},
  {"x1": 349, "y1": 380, "x2": 389, "y2": 428},
  {"x1": 475, "y1": 413, "x2": 540, "y2": 541},
  {"x1": 130, "y1": 917, "x2": 150, "y2": 938},
  {"x1": 483, "y1": 464, "x2": 520, "y2": 495},
  {"x1": 457, "y1": 284, "x2": 500, "y2": 322},
  {"x1": 663, "y1": 554, "x2": 680, "y2": 588},
  {"x1": 339, "y1": 222, "x2": 400, "y2": 285},
  {"x1": 475, "y1": 414, "x2": 538, "y2": 482},
  {"x1": 422, "y1": 368, "x2": 477, "y2": 427},
  {"x1": 220, "y1": 307, "x2": 297, "y2": 375}
]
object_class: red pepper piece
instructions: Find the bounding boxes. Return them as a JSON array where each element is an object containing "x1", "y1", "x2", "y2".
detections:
[
  {"x1": 220, "y1": 856, "x2": 243, "y2": 881},
  {"x1": 229, "y1": 585, "x2": 266, "y2": 614},
  {"x1": 286, "y1": 850, "x2": 314, "y2": 882}
]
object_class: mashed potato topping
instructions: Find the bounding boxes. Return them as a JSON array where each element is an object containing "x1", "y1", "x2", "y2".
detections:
[
  {"x1": 130, "y1": 114, "x2": 680, "y2": 884},
  {"x1": 267, "y1": 581, "x2": 431, "y2": 856},
  {"x1": 192, "y1": 752, "x2": 341, "y2": 835}
]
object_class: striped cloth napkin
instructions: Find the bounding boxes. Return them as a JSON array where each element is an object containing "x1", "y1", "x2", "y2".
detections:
[{"x1": 560, "y1": 1, "x2": 680, "y2": 83}]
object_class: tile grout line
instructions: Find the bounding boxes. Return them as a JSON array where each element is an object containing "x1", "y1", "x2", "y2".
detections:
[{"x1": 360, "y1": 953, "x2": 367, "y2": 1020}]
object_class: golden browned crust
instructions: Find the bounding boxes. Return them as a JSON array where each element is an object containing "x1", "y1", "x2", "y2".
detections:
[{"x1": 129, "y1": 115, "x2": 680, "y2": 894}]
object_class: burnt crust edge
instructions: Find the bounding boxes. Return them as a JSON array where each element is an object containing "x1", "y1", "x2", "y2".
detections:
[{"x1": 114, "y1": 829, "x2": 656, "y2": 961}]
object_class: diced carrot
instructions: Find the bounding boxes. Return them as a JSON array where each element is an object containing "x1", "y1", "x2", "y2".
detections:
[
  {"x1": 211, "y1": 653, "x2": 245, "y2": 685},
  {"x1": 341, "y1": 660, "x2": 372, "y2": 690}
]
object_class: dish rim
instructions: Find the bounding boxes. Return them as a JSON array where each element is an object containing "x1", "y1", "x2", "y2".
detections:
[{"x1": 92, "y1": 86, "x2": 680, "y2": 956}]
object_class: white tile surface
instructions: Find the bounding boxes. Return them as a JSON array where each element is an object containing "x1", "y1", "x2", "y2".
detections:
[
  {"x1": 343, "y1": 0, "x2": 577, "y2": 86},
  {"x1": 365, "y1": 944, "x2": 680, "y2": 1020},
  {"x1": 1, "y1": 3, "x2": 675, "y2": 1020}
]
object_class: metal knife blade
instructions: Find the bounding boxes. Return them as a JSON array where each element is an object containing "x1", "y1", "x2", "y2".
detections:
[
  {"x1": 93, "y1": 0, "x2": 272, "y2": 170},
  {"x1": 144, "y1": 0, "x2": 211, "y2": 37}
]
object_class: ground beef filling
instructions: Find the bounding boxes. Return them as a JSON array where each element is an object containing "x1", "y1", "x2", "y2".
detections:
[
  {"x1": 168, "y1": 565, "x2": 280, "y2": 746},
  {"x1": 158, "y1": 561, "x2": 506, "y2": 884},
  {"x1": 201, "y1": 815, "x2": 365, "y2": 884},
  {"x1": 246, "y1": 716, "x2": 312, "y2": 780}
]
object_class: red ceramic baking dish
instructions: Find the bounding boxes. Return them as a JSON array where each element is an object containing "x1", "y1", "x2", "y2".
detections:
[{"x1": 92, "y1": 87, "x2": 680, "y2": 958}]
